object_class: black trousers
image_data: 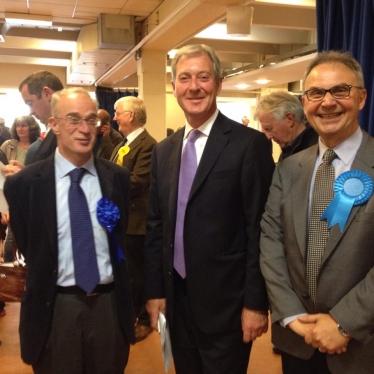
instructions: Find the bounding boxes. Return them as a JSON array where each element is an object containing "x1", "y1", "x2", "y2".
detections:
[
  {"x1": 281, "y1": 349, "x2": 332, "y2": 374},
  {"x1": 126, "y1": 234, "x2": 150, "y2": 325},
  {"x1": 32, "y1": 289, "x2": 129, "y2": 374},
  {"x1": 170, "y1": 271, "x2": 251, "y2": 374}
]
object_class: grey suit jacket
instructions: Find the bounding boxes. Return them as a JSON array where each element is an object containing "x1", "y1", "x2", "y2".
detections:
[{"x1": 260, "y1": 131, "x2": 374, "y2": 374}]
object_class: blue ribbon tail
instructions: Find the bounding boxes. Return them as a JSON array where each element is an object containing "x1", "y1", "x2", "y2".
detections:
[
  {"x1": 111, "y1": 232, "x2": 125, "y2": 264},
  {"x1": 321, "y1": 191, "x2": 355, "y2": 232}
]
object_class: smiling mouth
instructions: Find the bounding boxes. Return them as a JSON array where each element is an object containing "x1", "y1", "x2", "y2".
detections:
[{"x1": 318, "y1": 113, "x2": 341, "y2": 119}]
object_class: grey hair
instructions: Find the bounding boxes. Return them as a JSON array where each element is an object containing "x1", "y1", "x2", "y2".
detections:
[
  {"x1": 254, "y1": 91, "x2": 305, "y2": 124},
  {"x1": 51, "y1": 87, "x2": 98, "y2": 117},
  {"x1": 114, "y1": 96, "x2": 147, "y2": 125},
  {"x1": 303, "y1": 50, "x2": 365, "y2": 90},
  {"x1": 171, "y1": 44, "x2": 222, "y2": 84}
]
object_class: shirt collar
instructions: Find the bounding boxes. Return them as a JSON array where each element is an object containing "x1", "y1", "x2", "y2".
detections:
[
  {"x1": 183, "y1": 109, "x2": 219, "y2": 140},
  {"x1": 126, "y1": 127, "x2": 144, "y2": 145},
  {"x1": 55, "y1": 147, "x2": 97, "y2": 179},
  {"x1": 318, "y1": 127, "x2": 362, "y2": 166}
]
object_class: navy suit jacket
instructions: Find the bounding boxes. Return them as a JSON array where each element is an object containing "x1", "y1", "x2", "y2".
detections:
[
  {"x1": 4, "y1": 155, "x2": 135, "y2": 364},
  {"x1": 145, "y1": 112, "x2": 274, "y2": 334}
]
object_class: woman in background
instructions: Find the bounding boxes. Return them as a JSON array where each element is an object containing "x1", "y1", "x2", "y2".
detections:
[{"x1": 1, "y1": 115, "x2": 40, "y2": 165}]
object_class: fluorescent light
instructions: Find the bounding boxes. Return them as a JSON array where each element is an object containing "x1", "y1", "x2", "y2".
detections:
[
  {"x1": 5, "y1": 13, "x2": 53, "y2": 27},
  {"x1": 236, "y1": 84, "x2": 250, "y2": 89},
  {"x1": 256, "y1": 79, "x2": 270, "y2": 84}
]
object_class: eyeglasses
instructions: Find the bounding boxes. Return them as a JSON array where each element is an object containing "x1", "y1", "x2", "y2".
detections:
[
  {"x1": 304, "y1": 84, "x2": 364, "y2": 101},
  {"x1": 56, "y1": 114, "x2": 99, "y2": 127},
  {"x1": 114, "y1": 110, "x2": 132, "y2": 116}
]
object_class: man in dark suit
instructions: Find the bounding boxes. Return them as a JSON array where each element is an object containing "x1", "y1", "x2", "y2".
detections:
[
  {"x1": 145, "y1": 44, "x2": 274, "y2": 374},
  {"x1": 111, "y1": 96, "x2": 157, "y2": 342},
  {"x1": 260, "y1": 51, "x2": 374, "y2": 374},
  {"x1": 255, "y1": 90, "x2": 318, "y2": 162},
  {"x1": 4, "y1": 87, "x2": 134, "y2": 373},
  {"x1": 94, "y1": 109, "x2": 123, "y2": 160}
]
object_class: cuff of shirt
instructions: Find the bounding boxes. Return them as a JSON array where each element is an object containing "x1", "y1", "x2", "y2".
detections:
[{"x1": 280, "y1": 313, "x2": 308, "y2": 328}]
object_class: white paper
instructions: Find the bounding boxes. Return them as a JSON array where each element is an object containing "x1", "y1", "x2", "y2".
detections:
[
  {"x1": 0, "y1": 162, "x2": 8, "y2": 212},
  {"x1": 158, "y1": 312, "x2": 173, "y2": 373}
]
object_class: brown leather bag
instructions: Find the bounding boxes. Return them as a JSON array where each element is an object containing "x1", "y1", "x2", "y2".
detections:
[{"x1": 0, "y1": 254, "x2": 26, "y2": 302}]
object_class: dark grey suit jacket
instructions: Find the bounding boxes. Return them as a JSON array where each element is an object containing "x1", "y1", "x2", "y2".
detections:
[
  {"x1": 145, "y1": 112, "x2": 274, "y2": 334},
  {"x1": 260, "y1": 131, "x2": 374, "y2": 374},
  {"x1": 4, "y1": 155, "x2": 135, "y2": 364}
]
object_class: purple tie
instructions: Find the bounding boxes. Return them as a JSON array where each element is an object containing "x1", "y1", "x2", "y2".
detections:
[
  {"x1": 69, "y1": 168, "x2": 100, "y2": 293},
  {"x1": 174, "y1": 130, "x2": 201, "y2": 278}
]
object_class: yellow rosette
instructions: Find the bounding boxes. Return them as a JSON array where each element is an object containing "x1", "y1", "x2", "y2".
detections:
[{"x1": 116, "y1": 145, "x2": 130, "y2": 165}]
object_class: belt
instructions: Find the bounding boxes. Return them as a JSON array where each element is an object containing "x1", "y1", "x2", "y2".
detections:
[{"x1": 56, "y1": 283, "x2": 114, "y2": 297}]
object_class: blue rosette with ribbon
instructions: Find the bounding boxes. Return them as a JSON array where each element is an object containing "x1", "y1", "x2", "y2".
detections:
[
  {"x1": 321, "y1": 170, "x2": 373, "y2": 232},
  {"x1": 97, "y1": 197, "x2": 124, "y2": 263}
]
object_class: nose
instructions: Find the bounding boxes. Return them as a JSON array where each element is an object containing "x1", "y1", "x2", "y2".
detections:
[
  {"x1": 321, "y1": 91, "x2": 337, "y2": 105},
  {"x1": 189, "y1": 76, "x2": 199, "y2": 90}
]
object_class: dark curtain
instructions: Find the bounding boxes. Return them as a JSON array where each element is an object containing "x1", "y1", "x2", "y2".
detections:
[
  {"x1": 95, "y1": 87, "x2": 138, "y2": 131},
  {"x1": 316, "y1": 0, "x2": 374, "y2": 135}
]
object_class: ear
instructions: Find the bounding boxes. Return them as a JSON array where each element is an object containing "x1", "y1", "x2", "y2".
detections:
[
  {"x1": 49, "y1": 117, "x2": 59, "y2": 135},
  {"x1": 358, "y1": 88, "x2": 367, "y2": 110},
  {"x1": 216, "y1": 78, "x2": 223, "y2": 96},
  {"x1": 171, "y1": 80, "x2": 176, "y2": 98},
  {"x1": 42, "y1": 86, "x2": 54, "y2": 102},
  {"x1": 285, "y1": 112, "x2": 295, "y2": 127}
]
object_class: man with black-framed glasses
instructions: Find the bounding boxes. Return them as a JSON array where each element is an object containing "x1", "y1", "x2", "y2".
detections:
[{"x1": 261, "y1": 50, "x2": 374, "y2": 374}]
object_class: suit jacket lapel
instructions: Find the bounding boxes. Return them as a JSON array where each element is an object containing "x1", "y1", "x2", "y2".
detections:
[
  {"x1": 292, "y1": 146, "x2": 318, "y2": 261},
  {"x1": 33, "y1": 157, "x2": 58, "y2": 261},
  {"x1": 323, "y1": 132, "x2": 374, "y2": 262},
  {"x1": 189, "y1": 114, "x2": 230, "y2": 199},
  {"x1": 168, "y1": 129, "x2": 184, "y2": 229}
]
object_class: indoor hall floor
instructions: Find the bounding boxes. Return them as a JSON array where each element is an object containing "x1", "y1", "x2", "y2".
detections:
[{"x1": 0, "y1": 302, "x2": 282, "y2": 374}]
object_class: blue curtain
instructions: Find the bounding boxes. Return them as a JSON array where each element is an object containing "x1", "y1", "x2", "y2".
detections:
[
  {"x1": 95, "y1": 87, "x2": 138, "y2": 131},
  {"x1": 316, "y1": 0, "x2": 374, "y2": 135}
]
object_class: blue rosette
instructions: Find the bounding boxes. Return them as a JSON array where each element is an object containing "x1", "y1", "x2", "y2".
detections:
[
  {"x1": 97, "y1": 197, "x2": 124, "y2": 263},
  {"x1": 321, "y1": 170, "x2": 373, "y2": 232}
]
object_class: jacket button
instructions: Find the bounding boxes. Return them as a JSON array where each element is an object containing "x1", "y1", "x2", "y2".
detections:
[
  {"x1": 168, "y1": 271, "x2": 172, "y2": 276},
  {"x1": 52, "y1": 270, "x2": 57, "y2": 276},
  {"x1": 46, "y1": 302, "x2": 51, "y2": 308},
  {"x1": 302, "y1": 294, "x2": 310, "y2": 300}
]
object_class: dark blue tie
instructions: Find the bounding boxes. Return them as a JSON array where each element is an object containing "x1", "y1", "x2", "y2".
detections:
[{"x1": 69, "y1": 168, "x2": 100, "y2": 293}]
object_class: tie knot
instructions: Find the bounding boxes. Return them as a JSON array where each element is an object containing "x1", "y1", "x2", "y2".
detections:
[
  {"x1": 322, "y1": 149, "x2": 336, "y2": 165},
  {"x1": 187, "y1": 130, "x2": 200, "y2": 144},
  {"x1": 69, "y1": 168, "x2": 86, "y2": 184}
]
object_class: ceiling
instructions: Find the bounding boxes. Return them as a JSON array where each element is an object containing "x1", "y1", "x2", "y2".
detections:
[{"x1": 0, "y1": 0, "x2": 317, "y2": 95}]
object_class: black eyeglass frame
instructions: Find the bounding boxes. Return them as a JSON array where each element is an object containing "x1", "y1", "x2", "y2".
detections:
[{"x1": 303, "y1": 84, "x2": 364, "y2": 101}]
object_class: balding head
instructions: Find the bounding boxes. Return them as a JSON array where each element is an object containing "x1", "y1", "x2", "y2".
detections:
[{"x1": 97, "y1": 109, "x2": 111, "y2": 125}]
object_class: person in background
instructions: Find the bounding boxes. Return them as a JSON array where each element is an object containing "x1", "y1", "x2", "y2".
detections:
[
  {"x1": 0, "y1": 118, "x2": 11, "y2": 146},
  {"x1": 242, "y1": 115, "x2": 250, "y2": 126},
  {"x1": 4, "y1": 87, "x2": 135, "y2": 373},
  {"x1": 145, "y1": 44, "x2": 274, "y2": 374},
  {"x1": 255, "y1": 91, "x2": 318, "y2": 162},
  {"x1": 94, "y1": 109, "x2": 123, "y2": 160},
  {"x1": 111, "y1": 96, "x2": 157, "y2": 342},
  {"x1": 2, "y1": 71, "x2": 63, "y2": 177},
  {"x1": 1, "y1": 116, "x2": 41, "y2": 165},
  {"x1": 260, "y1": 51, "x2": 374, "y2": 374}
]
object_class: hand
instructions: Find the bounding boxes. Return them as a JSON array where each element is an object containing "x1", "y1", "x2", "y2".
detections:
[
  {"x1": 298, "y1": 314, "x2": 350, "y2": 355},
  {"x1": 101, "y1": 124, "x2": 110, "y2": 137},
  {"x1": 1, "y1": 212, "x2": 9, "y2": 225},
  {"x1": 2, "y1": 160, "x2": 25, "y2": 177},
  {"x1": 146, "y1": 298, "x2": 166, "y2": 331},
  {"x1": 288, "y1": 318, "x2": 315, "y2": 337},
  {"x1": 241, "y1": 308, "x2": 268, "y2": 343}
]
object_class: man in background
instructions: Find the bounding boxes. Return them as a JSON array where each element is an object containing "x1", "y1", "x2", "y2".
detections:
[
  {"x1": 0, "y1": 118, "x2": 11, "y2": 146},
  {"x1": 242, "y1": 115, "x2": 250, "y2": 126},
  {"x1": 94, "y1": 109, "x2": 123, "y2": 160},
  {"x1": 255, "y1": 91, "x2": 318, "y2": 162},
  {"x1": 5, "y1": 87, "x2": 135, "y2": 373},
  {"x1": 111, "y1": 96, "x2": 157, "y2": 342},
  {"x1": 145, "y1": 44, "x2": 274, "y2": 374}
]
